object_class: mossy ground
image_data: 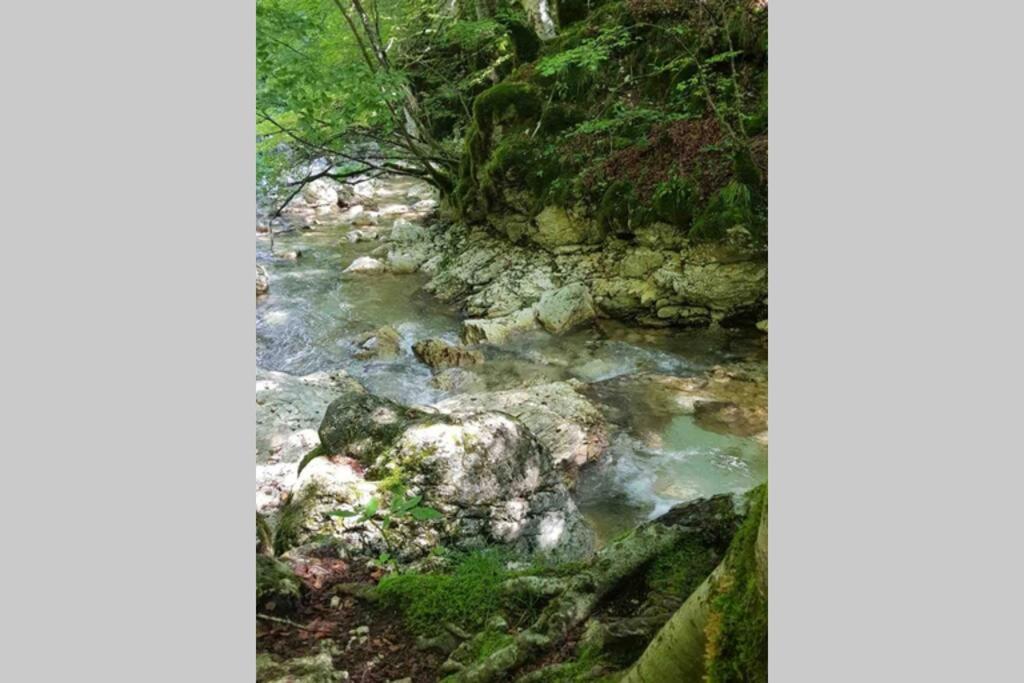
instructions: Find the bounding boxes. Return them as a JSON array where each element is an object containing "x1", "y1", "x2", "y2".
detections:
[{"x1": 374, "y1": 550, "x2": 515, "y2": 636}]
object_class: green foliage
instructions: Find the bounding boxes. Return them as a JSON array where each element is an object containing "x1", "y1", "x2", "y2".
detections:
[
  {"x1": 330, "y1": 489, "x2": 442, "y2": 555},
  {"x1": 704, "y1": 485, "x2": 768, "y2": 683},
  {"x1": 598, "y1": 181, "x2": 640, "y2": 234},
  {"x1": 375, "y1": 550, "x2": 510, "y2": 636},
  {"x1": 272, "y1": 481, "x2": 324, "y2": 556},
  {"x1": 690, "y1": 180, "x2": 754, "y2": 242},
  {"x1": 537, "y1": 25, "x2": 632, "y2": 77},
  {"x1": 257, "y1": 512, "x2": 275, "y2": 556},
  {"x1": 257, "y1": 555, "x2": 302, "y2": 605},
  {"x1": 651, "y1": 175, "x2": 699, "y2": 227}
]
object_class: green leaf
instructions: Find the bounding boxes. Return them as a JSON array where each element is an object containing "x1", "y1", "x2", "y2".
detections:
[
  {"x1": 359, "y1": 497, "x2": 380, "y2": 521},
  {"x1": 410, "y1": 506, "x2": 442, "y2": 521},
  {"x1": 393, "y1": 494, "x2": 422, "y2": 512},
  {"x1": 329, "y1": 509, "x2": 359, "y2": 518}
]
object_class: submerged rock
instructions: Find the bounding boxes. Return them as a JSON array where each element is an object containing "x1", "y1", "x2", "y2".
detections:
[
  {"x1": 412, "y1": 338, "x2": 483, "y2": 370},
  {"x1": 386, "y1": 248, "x2": 427, "y2": 274},
  {"x1": 430, "y1": 367, "x2": 487, "y2": 394},
  {"x1": 343, "y1": 256, "x2": 387, "y2": 275},
  {"x1": 353, "y1": 325, "x2": 403, "y2": 360},
  {"x1": 462, "y1": 307, "x2": 539, "y2": 345}
]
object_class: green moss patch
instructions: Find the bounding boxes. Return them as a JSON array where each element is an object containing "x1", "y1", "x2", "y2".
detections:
[
  {"x1": 704, "y1": 485, "x2": 768, "y2": 683},
  {"x1": 375, "y1": 550, "x2": 511, "y2": 636}
]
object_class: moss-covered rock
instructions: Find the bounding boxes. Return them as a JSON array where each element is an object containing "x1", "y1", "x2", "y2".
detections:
[
  {"x1": 317, "y1": 390, "x2": 417, "y2": 463},
  {"x1": 256, "y1": 640, "x2": 346, "y2": 683}
]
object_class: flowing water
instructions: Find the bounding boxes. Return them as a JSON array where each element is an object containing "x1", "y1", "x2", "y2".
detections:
[{"x1": 257, "y1": 180, "x2": 767, "y2": 544}]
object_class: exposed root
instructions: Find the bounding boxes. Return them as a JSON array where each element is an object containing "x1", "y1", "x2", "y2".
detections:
[{"x1": 444, "y1": 495, "x2": 743, "y2": 682}]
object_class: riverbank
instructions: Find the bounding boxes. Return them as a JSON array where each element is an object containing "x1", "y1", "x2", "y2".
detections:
[{"x1": 256, "y1": 175, "x2": 766, "y2": 681}]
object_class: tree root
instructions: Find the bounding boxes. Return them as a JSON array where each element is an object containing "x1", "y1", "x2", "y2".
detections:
[
  {"x1": 443, "y1": 494, "x2": 744, "y2": 682},
  {"x1": 445, "y1": 525, "x2": 687, "y2": 681}
]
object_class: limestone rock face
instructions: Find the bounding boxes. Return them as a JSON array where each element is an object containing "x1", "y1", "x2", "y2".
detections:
[
  {"x1": 383, "y1": 411, "x2": 595, "y2": 561},
  {"x1": 412, "y1": 338, "x2": 484, "y2": 370},
  {"x1": 256, "y1": 640, "x2": 347, "y2": 683},
  {"x1": 407, "y1": 221, "x2": 766, "y2": 330},
  {"x1": 389, "y1": 218, "x2": 426, "y2": 243},
  {"x1": 300, "y1": 178, "x2": 341, "y2": 208},
  {"x1": 434, "y1": 380, "x2": 608, "y2": 471},
  {"x1": 536, "y1": 282, "x2": 596, "y2": 334},
  {"x1": 529, "y1": 205, "x2": 600, "y2": 251},
  {"x1": 343, "y1": 256, "x2": 387, "y2": 275}
]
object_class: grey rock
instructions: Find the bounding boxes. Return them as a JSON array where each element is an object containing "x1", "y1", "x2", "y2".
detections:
[
  {"x1": 535, "y1": 283, "x2": 596, "y2": 334},
  {"x1": 412, "y1": 338, "x2": 484, "y2": 370},
  {"x1": 353, "y1": 325, "x2": 403, "y2": 360}
]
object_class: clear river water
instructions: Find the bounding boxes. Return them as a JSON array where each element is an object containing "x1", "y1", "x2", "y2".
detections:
[{"x1": 257, "y1": 186, "x2": 767, "y2": 544}]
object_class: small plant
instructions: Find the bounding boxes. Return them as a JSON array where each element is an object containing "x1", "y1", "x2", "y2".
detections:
[{"x1": 329, "y1": 491, "x2": 442, "y2": 556}]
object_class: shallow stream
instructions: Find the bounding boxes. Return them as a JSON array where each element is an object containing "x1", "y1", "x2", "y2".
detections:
[{"x1": 257, "y1": 180, "x2": 767, "y2": 543}]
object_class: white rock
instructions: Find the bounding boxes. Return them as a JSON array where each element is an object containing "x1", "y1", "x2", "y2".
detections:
[{"x1": 343, "y1": 256, "x2": 387, "y2": 275}]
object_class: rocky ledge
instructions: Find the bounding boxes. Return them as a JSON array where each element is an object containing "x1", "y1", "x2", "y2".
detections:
[{"x1": 380, "y1": 219, "x2": 767, "y2": 345}]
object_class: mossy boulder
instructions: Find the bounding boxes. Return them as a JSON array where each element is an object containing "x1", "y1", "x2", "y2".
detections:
[{"x1": 317, "y1": 389, "x2": 419, "y2": 463}]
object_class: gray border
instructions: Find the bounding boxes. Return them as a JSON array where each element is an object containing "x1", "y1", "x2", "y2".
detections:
[
  {"x1": 2, "y1": 1, "x2": 254, "y2": 679},
  {"x1": 771, "y1": 1, "x2": 1020, "y2": 680},
  {"x1": 3, "y1": 1, "x2": 1021, "y2": 680}
]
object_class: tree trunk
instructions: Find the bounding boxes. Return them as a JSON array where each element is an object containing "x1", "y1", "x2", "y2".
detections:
[{"x1": 622, "y1": 487, "x2": 767, "y2": 683}]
